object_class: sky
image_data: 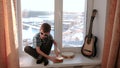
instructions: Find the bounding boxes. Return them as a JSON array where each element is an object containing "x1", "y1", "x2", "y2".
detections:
[{"x1": 21, "y1": 0, "x2": 85, "y2": 12}]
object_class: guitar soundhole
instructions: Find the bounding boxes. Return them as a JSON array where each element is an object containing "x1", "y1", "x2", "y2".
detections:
[{"x1": 83, "y1": 49, "x2": 92, "y2": 53}]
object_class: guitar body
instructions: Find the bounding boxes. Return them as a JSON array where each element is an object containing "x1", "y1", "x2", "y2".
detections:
[{"x1": 81, "y1": 35, "x2": 97, "y2": 57}]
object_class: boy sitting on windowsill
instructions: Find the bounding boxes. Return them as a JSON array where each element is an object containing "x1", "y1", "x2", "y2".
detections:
[{"x1": 24, "y1": 23, "x2": 60, "y2": 66}]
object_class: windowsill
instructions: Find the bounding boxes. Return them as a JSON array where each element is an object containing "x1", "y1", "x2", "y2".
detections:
[{"x1": 19, "y1": 52, "x2": 101, "y2": 68}]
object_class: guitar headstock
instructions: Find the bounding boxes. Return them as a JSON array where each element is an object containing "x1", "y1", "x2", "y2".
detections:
[{"x1": 92, "y1": 9, "x2": 97, "y2": 17}]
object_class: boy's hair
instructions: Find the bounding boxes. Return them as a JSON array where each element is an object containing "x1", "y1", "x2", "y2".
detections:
[{"x1": 40, "y1": 23, "x2": 51, "y2": 32}]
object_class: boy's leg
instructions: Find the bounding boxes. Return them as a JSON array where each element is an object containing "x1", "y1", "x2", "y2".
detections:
[
  {"x1": 43, "y1": 57, "x2": 49, "y2": 66},
  {"x1": 36, "y1": 56, "x2": 44, "y2": 64},
  {"x1": 24, "y1": 46, "x2": 44, "y2": 64},
  {"x1": 24, "y1": 46, "x2": 39, "y2": 59}
]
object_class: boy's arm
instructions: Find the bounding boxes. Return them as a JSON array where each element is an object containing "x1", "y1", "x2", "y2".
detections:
[
  {"x1": 53, "y1": 40, "x2": 60, "y2": 57},
  {"x1": 36, "y1": 46, "x2": 59, "y2": 63}
]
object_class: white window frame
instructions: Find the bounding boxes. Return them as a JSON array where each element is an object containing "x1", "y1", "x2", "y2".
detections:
[{"x1": 16, "y1": 0, "x2": 94, "y2": 53}]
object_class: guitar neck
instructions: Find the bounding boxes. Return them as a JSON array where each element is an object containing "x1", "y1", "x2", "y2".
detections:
[
  {"x1": 88, "y1": 16, "x2": 95, "y2": 37},
  {"x1": 88, "y1": 9, "x2": 97, "y2": 37}
]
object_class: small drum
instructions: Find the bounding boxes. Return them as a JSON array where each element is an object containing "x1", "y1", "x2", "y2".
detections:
[{"x1": 61, "y1": 52, "x2": 75, "y2": 59}]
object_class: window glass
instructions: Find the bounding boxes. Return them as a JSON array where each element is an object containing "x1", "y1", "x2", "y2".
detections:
[
  {"x1": 21, "y1": 0, "x2": 86, "y2": 51},
  {"x1": 62, "y1": 0, "x2": 86, "y2": 47},
  {"x1": 21, "y1": 0, "x2": 54, "y2": 50}
]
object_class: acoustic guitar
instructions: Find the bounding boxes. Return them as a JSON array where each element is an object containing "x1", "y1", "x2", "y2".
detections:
[{"x1": 81, "y1": 9, "x2": 97, "y2": 57}]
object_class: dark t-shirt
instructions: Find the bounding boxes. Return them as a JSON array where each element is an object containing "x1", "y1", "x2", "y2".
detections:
[{"x1": 33, "y1": 32, "x2": 53, "y2": 55}]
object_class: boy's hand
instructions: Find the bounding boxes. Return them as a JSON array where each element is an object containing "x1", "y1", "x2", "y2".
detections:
[{"x1": 50, "y1": 56, "x2": 61, "y2": 63}]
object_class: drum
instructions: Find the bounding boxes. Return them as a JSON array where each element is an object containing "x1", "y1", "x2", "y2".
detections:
[{"x1": 61, "y1": 52, "x2": 75, "y2": 59}]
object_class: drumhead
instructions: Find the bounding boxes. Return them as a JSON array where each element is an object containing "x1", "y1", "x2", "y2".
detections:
[{"x1": 61, "y1": 52, "x2": 75, "y2": 58}]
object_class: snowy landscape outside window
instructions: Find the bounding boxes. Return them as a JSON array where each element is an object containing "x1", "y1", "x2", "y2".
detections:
[
  {"x1": 21, "y1": 0, "x2": 54, "y2": 50},
  {"x1": 21, "y1": 0, "x2": 86, "y2": 51},
  {"x1": 62, "y1": 0, "x2": 86, "y2": 47}
]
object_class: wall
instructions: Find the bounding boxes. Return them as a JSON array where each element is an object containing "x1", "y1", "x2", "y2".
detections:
[{"x1": 93, "y1": 0, "x2": 107, "y2": 60}]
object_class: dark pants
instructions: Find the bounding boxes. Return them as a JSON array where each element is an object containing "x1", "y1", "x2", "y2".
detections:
[
  {"x1": 24, "y1": 46, "x2": 40, "y2": 59},
  {"x1": 24, "y1": 40, "x2": 53, "y2": 60}
]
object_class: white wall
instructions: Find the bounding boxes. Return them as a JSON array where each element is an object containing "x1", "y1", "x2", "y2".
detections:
[{"x1": 93, "y1": 0, "x2": 107, "y2": 61}]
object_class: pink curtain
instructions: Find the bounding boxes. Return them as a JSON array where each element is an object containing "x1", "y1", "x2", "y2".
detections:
[
  {"x1": 0, "y1": 0, "x2": 19, "y2": 68},
  {"x1": 102, "y1": 0, "x2": 120, "y2": 68}
]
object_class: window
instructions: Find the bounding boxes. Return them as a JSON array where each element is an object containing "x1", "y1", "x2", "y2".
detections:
[
  {"x1": 17, "y1": 0, "x2": 93, "y2": 53},
  {"x1": 21, "y1": 0, "x2": 54, "y2": 51},
  {"x1": 62, "y1": 0, "x2": 86, "y2": 47}
]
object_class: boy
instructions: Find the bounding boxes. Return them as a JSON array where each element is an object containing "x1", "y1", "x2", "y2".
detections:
[{"x1": 24, "y1": 23, "x2": 60, "y2": 66}]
